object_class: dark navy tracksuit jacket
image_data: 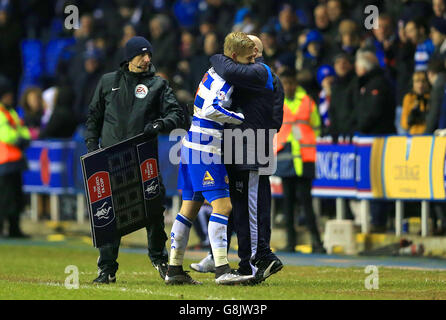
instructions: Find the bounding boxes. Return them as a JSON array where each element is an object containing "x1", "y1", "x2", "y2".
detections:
[{"x1": 210, "y1": 54, "x2": 284, "y2": 274}]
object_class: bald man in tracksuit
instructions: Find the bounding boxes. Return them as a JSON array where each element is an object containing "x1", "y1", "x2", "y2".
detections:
[{"x1": 210, "y1": 42, "x2": 284, "y2": 284}]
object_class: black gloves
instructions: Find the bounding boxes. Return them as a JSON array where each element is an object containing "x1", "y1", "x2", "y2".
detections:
[
  {"x1": 86, "y1": 139, "x2": 100, "y2": 153},
  {"x1": 144, "y1": 120, "x2": 164, "y2": 138}
]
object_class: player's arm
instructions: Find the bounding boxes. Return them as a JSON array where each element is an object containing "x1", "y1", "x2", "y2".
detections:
[
  {"x1": 201, "y1": 85, "x2": 244, "y2": 125},
  {"x1": 210, "y1": 54, "x2": 269, "y2": 91}
]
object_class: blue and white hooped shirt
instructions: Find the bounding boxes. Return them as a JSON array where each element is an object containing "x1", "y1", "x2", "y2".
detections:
[{"x1": 181, "y1": 67, "x2": 244, "y2": 160}]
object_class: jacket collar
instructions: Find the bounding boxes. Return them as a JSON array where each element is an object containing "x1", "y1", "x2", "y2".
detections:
[{"x1": 120, "y1": 62, "x2": 156, "y2": 78}]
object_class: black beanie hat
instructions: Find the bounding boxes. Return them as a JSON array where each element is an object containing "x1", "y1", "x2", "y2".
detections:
[{"x1": 125, "y1": 36, "x2": 153, "y2": 62}]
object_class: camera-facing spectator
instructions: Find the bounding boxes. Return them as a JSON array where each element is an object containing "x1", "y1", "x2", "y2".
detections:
[
  {"x1": 401, "y1": 71, "x2": 431, "y2": 134},
  {"x1": 354, "y1": 50, "x2": 396, "y2": 135},
  {"x1": 326, "y1": 0, "x2": 346, "y2": 39},
  {"x1": 328, "y1": 53, "x2": 356, "y2": 137},
  {"x1": 148, "y1": 14, "x2": 179, "y2": 73},
  {"x1": 430, "y1": 17, "x2": 446, "y2": 61},
  {"x1": 260, "y1": 25, "x2": 282, "y2": 71},
  {"x1": 405, "y1": 18, "x2": 435, "y2": 71},
  {"x1": 276, "y1": 4, "x2": 302, "y2": 52},
  {"x1": 74, "y1": 49, "x2": 104, "y2": 125},
  {"x1": 20, "y1": 87, "x2": 46, "y2": 140},
  {"x1": 296, "y1": 30, "x2": 328, "y2": 74},
  {"x1": 336, "y1": 19, "x2": 361, "y2": 58},
  {"x1": 433, "y1": 0, "x2": 446, "y2": 19}
]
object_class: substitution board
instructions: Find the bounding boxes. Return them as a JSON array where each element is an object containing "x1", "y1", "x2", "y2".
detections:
[{"x1": 80, "y1": 134, "x2": 163, "y2": 247}]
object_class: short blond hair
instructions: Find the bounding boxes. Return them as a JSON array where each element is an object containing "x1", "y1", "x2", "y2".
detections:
[{"x1": 224, "y1": 32, "x2": 255, "y2": 57}]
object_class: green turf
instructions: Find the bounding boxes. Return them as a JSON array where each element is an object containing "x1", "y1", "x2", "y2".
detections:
[{"x1": 1, "y1": 242, "x2": 446, "y2": 300}]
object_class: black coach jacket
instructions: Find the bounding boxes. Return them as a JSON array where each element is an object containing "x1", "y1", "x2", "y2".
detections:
[{"x1": 85, "y1": 63, "x2": 183, "y2": 148}]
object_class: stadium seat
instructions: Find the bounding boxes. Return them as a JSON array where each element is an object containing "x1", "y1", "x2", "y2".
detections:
[{"x1": 44, "y1": 37, "x2": 76, "y2": 77}]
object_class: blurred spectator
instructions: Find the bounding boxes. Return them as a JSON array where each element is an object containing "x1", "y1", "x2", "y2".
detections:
[
  {"x1": 313, "y1": 4, "x2": 330, "y2": 37},
  {"x1": 179, "y1": 30, "x2": 197, "y2": 60},
  {"x1": 296, "y1": 30, "x2": 327, "y2": 74},
  {"x1": 430, "y1": 17, "x2": 446, "y2": 61},
  {"x1": 112, "y1": 23, "x2": 137, "y2": 69},
  {"x1": 74, "y1": 49, "x2": 104, "y2": 124},
  {"x1": 39, "y1": 86, "x2": 77, "y2": 139},
  {"x1": 73, "y1": 13, "x2": 95, "y2": 45},
  {"x1": 232, "y1": 8, "x2": 255, "y2": 34},
  {"x1": 396, "y1": 19, "x2": 416, "y2": 112},
  {"x1": 260, "y1": 25, "x2": 282, "y2": 70},
  {"x1": 433, "y1": 0, "x2": 446, "y2": 19},
  {"x1": 20, "y1": 87, "x2": 46, "y2": 140},
  {"x1": 326, "y1": 0, "x2": 346, "y2": 39},
  {"x1": 354, "y1": 49, "x2": 396, "y2": 232},
  {"x1": 0, "y1": 83, "x2": 31, "y2": 238},
  {"x1": 148, "y1": 14, "x2": 179, "y2": 73},
  {"x1": 364, "y1": 13, "x2": 398, "y2": 77},
  {"x1": 275, "y1": 68, "x2": 325, "y2": 254},
  {"x1": 336, "y1": 19, "x2": 360, "y2": 58},
  {"x1": 405, "y1": 18, "x2": 435, "y2": 71},
  {"x1": 316, "y1": 64, "x2": 336, "y2": 135},
  {"x1": 424, "y1": 59, "x2": 446, "y2": 133},
  {"x1": 204, "y1": 0, "x2": 235, "y2": 37},
  {"x1": 173, "y1": 0, "x2": 202, "y2": 30},
  {"x1": 328, "y1": 53, "x2": 356, "y2": 138},
  {"x1": 189, "y1": 32, "x2": 219, "y2": 90},
  {"x1": 401, "y1": 71, "x2": 430, "y2": 134},
  {"x1": 354, "y1": 50, "x2": 396, "y2": 135},
  {"x1": 276, "y1": 3, "x2": 302, "y2": 52}
]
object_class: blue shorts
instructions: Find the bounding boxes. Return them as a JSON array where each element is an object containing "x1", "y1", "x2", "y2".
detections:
[
  {"x1": 177, "y1": 147, "x2": 230, "y2": 203},
  {"x1": 181, "y1": 189, "x2": 230, "y2": 203}
]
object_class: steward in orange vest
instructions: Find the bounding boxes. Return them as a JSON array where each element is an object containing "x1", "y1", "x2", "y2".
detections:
[
  {"x1": 274, "y1": 69, "x2": 325, "y2": 253},
  {"x1": 0, "y1": 84, "x2": 31, "y2": 238},
  {"x1": 275, "y1": 80, "x2": 320, "y2": 178},
  {"x1": 0, "y1": 103, "x2": 30, "y2": 174}
]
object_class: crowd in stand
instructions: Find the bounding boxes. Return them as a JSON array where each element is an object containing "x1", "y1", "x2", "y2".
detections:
[{"x1": 1, "y1": 0, "x2": 446, "y2": 236}]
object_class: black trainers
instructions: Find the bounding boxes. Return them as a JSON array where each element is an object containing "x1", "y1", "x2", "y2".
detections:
[
  {"x1": 165, "y1": 266, "x2": 202, "y2": 285},
  {"x1": 92, "y1": 272, "x2": 116, "y2": 284},
  {"x1": 253, "y1": 258, "x2": 283, "y2": 284},
  {"x1": 152, "y1": 261, "x2": 168, "y2": 280}
]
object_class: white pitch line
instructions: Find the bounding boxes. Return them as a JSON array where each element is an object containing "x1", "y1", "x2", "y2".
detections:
[{"x1": 39, "y1": 281, "x2": 229, "y2": 300}]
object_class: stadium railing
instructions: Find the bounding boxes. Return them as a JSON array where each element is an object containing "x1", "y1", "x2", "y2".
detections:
[{"x1": 23, "y1": 135, "x2": 446, "y2": 237}]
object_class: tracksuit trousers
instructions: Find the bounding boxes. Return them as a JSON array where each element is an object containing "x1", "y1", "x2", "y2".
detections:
[
  {"x1": 97, "y1": 200, "x2": 168, "y2": 274},
  {"x1": 227, "y1": 166, "x2": 277, "y2": 275}
]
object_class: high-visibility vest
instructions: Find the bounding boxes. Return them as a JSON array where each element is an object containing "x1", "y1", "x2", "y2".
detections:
[
  {"x1": 0, "y1": 104, "x2": 29, "y2": 166},
  {"x1": 275, "y1": 86, "x2": 320, "y2": 176}
]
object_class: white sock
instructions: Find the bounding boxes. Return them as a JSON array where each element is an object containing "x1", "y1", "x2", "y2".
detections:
[
  {"x1": 169, "y1": 213, "x2": 192, "y2": 266},
  {"x1": 208, "y1": 213, "x2": 229, "y2": 267}
]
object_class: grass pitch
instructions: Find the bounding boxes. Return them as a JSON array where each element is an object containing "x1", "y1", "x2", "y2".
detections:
[{"x1": 1, "y1": 240, "x2": 446, "y2": 300}]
